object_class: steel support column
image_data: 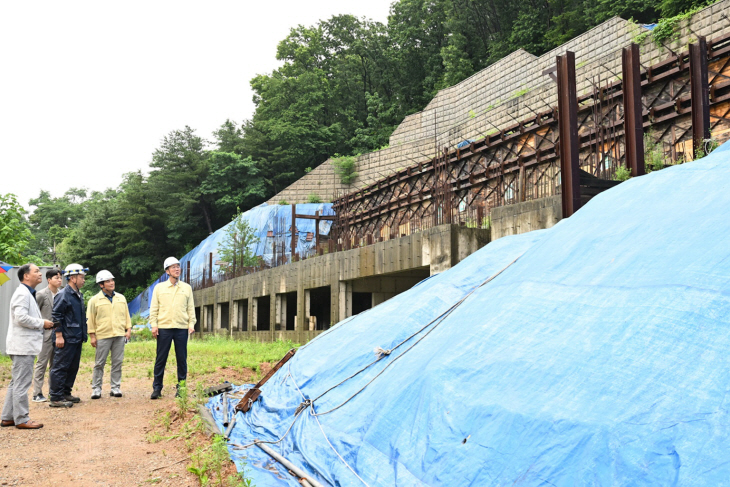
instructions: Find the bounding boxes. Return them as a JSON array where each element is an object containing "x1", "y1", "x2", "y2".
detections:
[
  {"x1": 622, "y1": 43, "x2": 645, "y2": 176},
  {"x1": 556, "y1": 51, "x2": 581, "y2": 218},
  {"x1": 290, "y1": 204, "x2": 296, "y2": 261},
  {"x1": 690, "y1": 36, "x2": 710, "y2": 153}
]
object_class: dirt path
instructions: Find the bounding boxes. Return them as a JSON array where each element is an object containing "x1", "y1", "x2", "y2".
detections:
[{"x1": 0, "y1": 362, "x2": 258, "y2": 487}]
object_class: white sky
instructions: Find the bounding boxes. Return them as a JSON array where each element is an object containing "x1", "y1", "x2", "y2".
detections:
[{"x1": 0, "y1": 0, "x2": 394, "y2": 209}]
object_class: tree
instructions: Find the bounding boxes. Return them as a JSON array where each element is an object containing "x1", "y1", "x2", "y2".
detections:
[
  {"x1": 27, "y1": 188, "x2": 89, "y2": 264},
  {"x1": 0, "y1": 193, "x2": 33, "y2": 265},
  {"x1": 201, "y1": 151, "x2": 267, "y2": 222},
  {"x1": 110, "y1": 171, "x2": 167, "y2": 288},
  {"x1": 62, "y1": 189, "x2": 120, "y2": 278},
  {"x1": 148, "y1": 126, "x2": 215, "y2": 254},
  {"x1": 216, "y1": 209, "x2": 261, "y2": 272}
]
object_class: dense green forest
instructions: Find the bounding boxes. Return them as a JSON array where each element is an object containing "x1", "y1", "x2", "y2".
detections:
[{"x1": 0, "y1": 0, "x2": 711, "y2": 298}]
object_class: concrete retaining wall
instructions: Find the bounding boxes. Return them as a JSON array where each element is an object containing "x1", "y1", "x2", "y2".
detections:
[{"x1": 490, "y1": 196, "x2": 563, "y2": 240}]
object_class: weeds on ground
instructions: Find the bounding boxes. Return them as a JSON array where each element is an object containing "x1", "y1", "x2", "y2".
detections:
[
  {"x1": 140, "y1": 336, "x2": 291, "y2": 486},
  {"x1": 694, "y1": 138, "x2": 720, "y2": 160},
  {"x1": 613, "y1": 165, "x2": 632, "y2": 182},
  {"x1": 644, "y1": 131, "x2": 666, "y2": 172},
  {"x1": 187, "y1": 434, "x2": 253, "y2": 487}
]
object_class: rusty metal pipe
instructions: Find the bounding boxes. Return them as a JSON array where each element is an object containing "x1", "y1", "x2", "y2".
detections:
[
  {"x1": 222, "y1": 392, "x2": 229, "y2": 427},
  {"x1": 255, "y1": 441, "x2": 325, "y2": 487},
  {"x1": 224, "y1": 414, "x2": 236, "y2": 439}
]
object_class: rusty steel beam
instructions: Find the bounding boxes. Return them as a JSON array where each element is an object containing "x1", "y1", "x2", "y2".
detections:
[
  {"x1": 556, "y1": 51, "x2": 581, "y2": 218},
  {"x1": 291, "y1": 204, "x2": 296, "y2": 260},
  {"x1": 690, "y1": 36, "x2": 711, "y2": 152},
  {"x1": 314, "y1": 210, "x2": 320, "y2": 250},
  {"x1": 622, "y1": 43, "x2": 646, "y2": 176}
]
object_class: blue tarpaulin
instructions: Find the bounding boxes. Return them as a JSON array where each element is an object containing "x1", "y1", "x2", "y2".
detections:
[
  {"x1": 208, "y1": 141, "x2": 730, "y2": 485},
  {"x1": 128, "y1": 203, "x2": 332, "y2": 317}
]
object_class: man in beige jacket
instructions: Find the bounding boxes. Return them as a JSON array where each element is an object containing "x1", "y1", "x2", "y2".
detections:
[
  {"x1": 149, "y1": 257, "x2": 196, "y2": 399},
  {"x1": 87, "y1": 270, "x2": 131, "y2": 399}
]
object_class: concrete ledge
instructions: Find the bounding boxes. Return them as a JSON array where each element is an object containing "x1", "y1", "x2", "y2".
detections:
[
  {"x1": 490, "y1": 195, "x2": 562, "y2": 240},
  {"x1": 193, "y1": 224, "x2": 490, "y2": 343}
]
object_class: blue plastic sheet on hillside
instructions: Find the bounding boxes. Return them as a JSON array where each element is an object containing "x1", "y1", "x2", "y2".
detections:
[
  {"x1": 128, "y1": 203, "x2": 332, "y2": 317},
  {"x1": 208, "y1": 141, "x2": 730, "y2": 486}
]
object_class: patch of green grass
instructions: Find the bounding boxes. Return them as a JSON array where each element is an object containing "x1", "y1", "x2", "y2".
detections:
[
  {"x1": 330, "y1": 154, "x2": 359, "y2": 185},
  {"x1": 510, "y1": 87, "x2": 530, "y2": 99},
  {"x1": 187, "y1": 434, "x2": 251, "y2": 487},
  {"x1": 614, "y1": 165, "x2": 632, "y2": 182},
  {"x1": 634, "y1": 2, "x2": 717, "y2": 48}
]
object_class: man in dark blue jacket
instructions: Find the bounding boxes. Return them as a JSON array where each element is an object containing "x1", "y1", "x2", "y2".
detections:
[{"x1": 49, "y1": 264, "x2": 88, "y2": 408}]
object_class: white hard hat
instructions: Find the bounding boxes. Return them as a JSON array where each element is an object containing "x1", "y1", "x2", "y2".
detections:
[
  {"x1": 64, "y1": 263, "x2": 88, "y2": 278},
  {"x1": 96, "y1": 270, "x2": 115, "y2": 283},
  {"x1": 164, "y1": 257, "x2": 181, "y2": 270}
]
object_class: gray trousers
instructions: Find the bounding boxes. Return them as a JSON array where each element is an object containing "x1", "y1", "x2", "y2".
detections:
[
  {"x1": 91, "y1": 336, "x2": 125, "y2": 393},
  {"x1": 32, "y1": 328, "x2": 55, "y2": 396},
  {"x1": 2, "y1": 355, "x2": 35, "y2": 424}
]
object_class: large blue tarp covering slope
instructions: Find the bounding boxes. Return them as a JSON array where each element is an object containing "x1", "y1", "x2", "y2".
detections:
[
  {"x1": 209, "y1": 141, "x2": 730, "y2": 486},
  {"x1": 128, "y1": 203, "x2": 332, "y2": 317}
]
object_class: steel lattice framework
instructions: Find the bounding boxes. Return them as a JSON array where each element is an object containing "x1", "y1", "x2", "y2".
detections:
[{"x1": 331, "y1": 33, "x2": 730, "y2": 248}]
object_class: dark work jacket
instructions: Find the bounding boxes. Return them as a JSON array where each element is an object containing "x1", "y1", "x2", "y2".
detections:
[{"x1": 52, "y1": 285, "x2": 87, "y2": 344}]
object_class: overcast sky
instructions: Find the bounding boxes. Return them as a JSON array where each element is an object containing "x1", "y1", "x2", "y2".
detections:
[{"x1": 0, "y1": 0, "x2": 394, "y2": 209}]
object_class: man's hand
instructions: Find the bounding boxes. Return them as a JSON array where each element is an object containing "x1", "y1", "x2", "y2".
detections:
[
  {"x1": 188, "y1": 328, "x2": 195, "y2": 335},
  {"x1": 125, "y1": 329, "x2": 131, "y2": 340},
  {"x1": 152, "y1": 327, "x2": 159, "y2": 339},
  {"x1": 43, "y1": 320, "x2": 53, "y2": 329},
  {"x1": 90, "y1": 334, "x2": 97, "y2": 348},
  {"x1": 55, "y1": 332, "x2": 65, "y2": 349}
]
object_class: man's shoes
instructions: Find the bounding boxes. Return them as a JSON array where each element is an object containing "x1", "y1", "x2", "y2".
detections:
[
  {"x1": 150, "y1": 390, "x2": 161, "y2": 400},
  {"x1": 32, "y1": 394, "x2": 47, "y2": 403},
  {"x1": 110, "y1": 391, "x2": 123, "y2": 398},
  {"x1": 91, "y1": 390, "x2": 101, "y2": 400},
  {"x1": 49, "y1": 400, "x2": 74, "y2": 408},
  {"x1": 16, "y1": 420, "x2": 43, "y2": 429},
  {"x1": 63, "y1": 394, "x2": 81, "y2": 403},
  {"x1": 0, "y1": 420, "x2": 14, "y2": 427},
  {"x1": 175, "y1": 389, "x2": 182, "y2": 398}
]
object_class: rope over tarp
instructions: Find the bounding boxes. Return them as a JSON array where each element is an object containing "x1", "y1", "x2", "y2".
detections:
[{"x1": 210, "y1": 140, "x2": 730, "y2": 485}]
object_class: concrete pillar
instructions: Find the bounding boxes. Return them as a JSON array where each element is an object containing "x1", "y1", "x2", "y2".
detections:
[
  {"x1": 251, "y1": 299, "x2": 258, "y2": 331},
  {"x1": 338, "y1": 281, "x2": 352, "y2": 321},
  {"x1": 275, "y1": 294, "x2": 283, "y2": 331},
  {"x1": 200, "y1": 305, "x2": 205, "y2": 333},
  {"x1": 215, "y1": 304, "x2": 222, "y2": 333},
  {"x1": 269, "y1": 291, "x2": 276, "y2": 339},
  {"x1": 304, "y1": 290, "x2": 311, "y2": 331},
  {"x1": 247, "y1": 297, "x2": 254, "y2": 336},
  {"x1": 296, "y1": 264, "x2": 305, "y2": 343},
  {"x1": 229, "y1": 297, "x2": 235, "y2": 336}
]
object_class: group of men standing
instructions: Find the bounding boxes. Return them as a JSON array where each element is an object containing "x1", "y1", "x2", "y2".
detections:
[{"x1": 2, "y1": 257, "x2": 195, "y2": 429}]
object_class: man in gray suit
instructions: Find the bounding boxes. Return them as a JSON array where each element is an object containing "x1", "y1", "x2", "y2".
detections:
[
  {"x1": 1, "y1": 264, "x2": 54, "y2": 429},
  {"x1": 32, "y1": 268, "x2": 63, "y2": 402}
]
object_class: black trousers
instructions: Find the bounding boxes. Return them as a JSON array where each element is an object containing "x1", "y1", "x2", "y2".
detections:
[
  {"x1": 49, "y1": 342, "x2": 83, "y2": 401},
  {"x1": 153, "y1": 328, "x2": 188, "y2": 392}
]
